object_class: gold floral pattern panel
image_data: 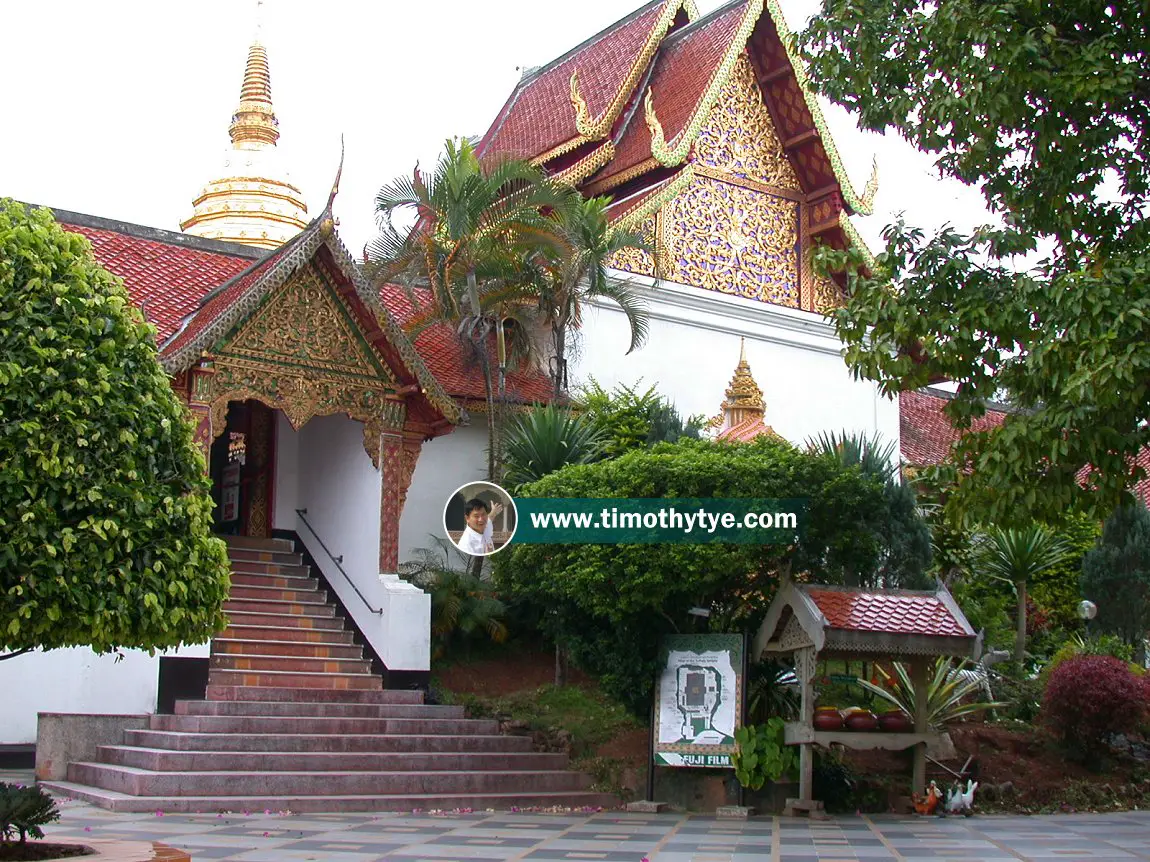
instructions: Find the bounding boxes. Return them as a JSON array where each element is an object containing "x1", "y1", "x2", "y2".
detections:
[
  {"x1": 695, "y1": 54, "x2": 800, "y2": 191},
  {"x1": 663, "y1": 175, "x2": 799, "y2": 306},
  {"x1": 608, "y1": 215, "x2": 658, "y2": 277},
  {"x1": 221, "y1": 263, "x2": 395, "y2": 387},
  {"x1": 814, "y1": 271, "x2": 846, "y2": 314}
]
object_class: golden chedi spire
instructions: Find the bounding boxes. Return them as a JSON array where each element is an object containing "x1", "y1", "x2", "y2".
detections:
[
  {"x1": 712, "y1": 338, "x2": 781, "y2": 441},
  {"x1": 181, "y1": 14, "x2": 308, "y2": 249}
]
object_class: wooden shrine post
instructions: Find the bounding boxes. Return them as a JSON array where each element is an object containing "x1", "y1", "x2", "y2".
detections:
[{"x1": 911, "y1": 659, "x2": 929, "y2": 794}]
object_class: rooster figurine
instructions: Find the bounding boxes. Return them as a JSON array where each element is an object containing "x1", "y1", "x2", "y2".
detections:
[
  {"x1": 944, "y1": 780, "x2": 978, "y2": 816},
  {"x1": 912, "y1": 780, "x2": 942, "y2": 815}
]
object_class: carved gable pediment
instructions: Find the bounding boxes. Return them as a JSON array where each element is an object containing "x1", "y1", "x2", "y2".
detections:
[{"x1": 219, "y1": 262, "x2": 395, "y2": 388}]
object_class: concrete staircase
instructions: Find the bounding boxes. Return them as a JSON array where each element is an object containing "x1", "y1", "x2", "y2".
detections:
[{"x1": 40, "y1": 536, "x2": 616, "y2": 813}]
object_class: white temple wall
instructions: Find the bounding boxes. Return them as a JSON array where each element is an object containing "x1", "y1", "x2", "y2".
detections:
[
  {"x1": 398, "y1": 424, "x2": 490, "y2": 565},
  {"x1": 569, "y1": 276, "x2": 900, "y2": 451},
  {"x1": 272, "y1": 411, "x2": 300, "y2": 530}
]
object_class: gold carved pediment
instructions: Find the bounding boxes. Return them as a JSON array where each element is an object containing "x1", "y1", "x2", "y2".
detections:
[
  {"x1": 695, "y1": 55, "x2": 800, "y2": 191},
  {"x1": 663, "y1": 175, "x2": 799, "y2": 306},
  {"x1": 220, "y1": 263, "x2": 395, "y2": 387}
]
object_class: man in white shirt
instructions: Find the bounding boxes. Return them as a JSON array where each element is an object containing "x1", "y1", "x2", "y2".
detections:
[{"x1": 457, "y1": 498, "x2": 504, "y2": 556}]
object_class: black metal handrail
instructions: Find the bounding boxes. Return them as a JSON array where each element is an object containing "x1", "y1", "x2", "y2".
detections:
[{"x1": 295, "y1": 508, "x2": 383, "y2": 615}]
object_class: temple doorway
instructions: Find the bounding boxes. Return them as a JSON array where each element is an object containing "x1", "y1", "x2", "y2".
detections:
[{"x1": 209, "y1": 399, "x2": 276, "y2": 537}]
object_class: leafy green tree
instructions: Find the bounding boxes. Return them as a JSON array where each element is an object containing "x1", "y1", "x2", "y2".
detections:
[
  {"x1": 494, "y1": 436, "x2": 931, "y2": 712},
  {"x1": 801, "y1": 0, "x2": 1150, "y2": 525},
  {"x1": 502, "y1": 403, "x2": 605, "y2": 492},
  {"x1": 1030, "y1": 511, "x2": 1100, "y2": 631},
  {"x1": 534, "y1": 196, "x2": 652, "y2": 398},
  {"x1": 975, "y1": 525, "x2": 1070, "y2": 669},
  {"x1": 808, "y1": 430, "x2": 932, "y2": 589},
  {"x1": 368, "y1": 138, "x2": 569, "y2": 480},
  {"x1": 0, "y1": 200, "x2": 229, "y2": 656},
  {"x1": 1081, "y1": 501, "x2": 1150, "y2": 662},
  {"x1": 577, "y1": 378, "x2": 702, "y2": 458}
]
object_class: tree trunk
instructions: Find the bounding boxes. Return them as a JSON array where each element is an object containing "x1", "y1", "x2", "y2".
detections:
[
  {"x1": 555, "y1": 642, "x2": 567, "y2": 687},
  {"x1": 552, "y1": 324, "x2": 566, "y2": 399},
  {"x1": 480, "y1": 351, "x2": 497, "y2": 482},
  {"x1": 1015, "y1": 579, "x2": 1028, "y2": 669}
]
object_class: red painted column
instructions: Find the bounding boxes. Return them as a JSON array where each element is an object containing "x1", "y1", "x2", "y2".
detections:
[{"x1": 379, "y1": 431, "x2": 403, "y2": 572}]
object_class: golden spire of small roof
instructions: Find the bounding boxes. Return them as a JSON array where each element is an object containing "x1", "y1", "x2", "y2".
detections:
[{"x1": 722, "y1": 337, "x2": 765, "y2": 414}]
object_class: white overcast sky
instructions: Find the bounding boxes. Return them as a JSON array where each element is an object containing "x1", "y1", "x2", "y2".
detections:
[{"x1": 1, "y1": 0, "x2": 992, "y2": 258}]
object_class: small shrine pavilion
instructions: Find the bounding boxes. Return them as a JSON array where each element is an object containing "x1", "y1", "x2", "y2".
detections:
[{"x1": 753, "y1": 582, "x2": 981, "y2": 817}]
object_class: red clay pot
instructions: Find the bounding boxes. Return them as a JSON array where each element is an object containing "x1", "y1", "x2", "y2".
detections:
[
  {"x1": 813, "y1": 707, "x2": 844, "y2": 731},
  {"x1": 878, "y1": 710, "x2": 914, "y2": 733},
  {"x1": 844, "y1": 710, "x2": 878, "y2": 732}
]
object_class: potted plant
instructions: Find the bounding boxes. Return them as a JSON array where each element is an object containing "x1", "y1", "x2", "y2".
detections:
[{"x1": 732, "y1": 718, "x2": 798, "y2": 812}]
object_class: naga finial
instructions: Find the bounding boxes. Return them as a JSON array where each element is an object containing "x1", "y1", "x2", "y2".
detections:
[
  {"x1": 325, "y1": 134, "x2": 345, "y2": 212},
  {"x1": 644, "y1": 88, "x2": 671, "y2": 165},
  {"x1": 858, "y1": 157, "x2": 879, "y2": 215}
]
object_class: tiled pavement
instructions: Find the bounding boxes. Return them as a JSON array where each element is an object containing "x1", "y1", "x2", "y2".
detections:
[{"x1": 25, "y1": 785, "x2": 1150, "y2": 862}]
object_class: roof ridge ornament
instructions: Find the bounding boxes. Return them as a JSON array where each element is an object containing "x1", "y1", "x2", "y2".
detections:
[
  {"x1": 570, "y1": 70, "x2": 596, "y2": 138},
  {"x1": 644, "y1": 88, "x2": 672, "y2": 166}
]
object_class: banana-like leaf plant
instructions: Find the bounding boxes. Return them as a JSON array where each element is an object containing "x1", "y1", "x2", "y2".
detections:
[{"x1": 856, "y1": 657, "x2": 1003, "y2": 729}]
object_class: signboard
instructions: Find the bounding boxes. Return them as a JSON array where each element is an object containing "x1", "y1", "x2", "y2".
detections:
[
  {"x1": 221, "y1": 463, "x2": 241, "y2": 523},
  {"x1": 653, "y1": 633, "x2": 743, "y2": 768}
]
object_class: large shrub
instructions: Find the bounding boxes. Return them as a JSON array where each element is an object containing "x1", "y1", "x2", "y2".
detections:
[
  {"x1": 495, "y1": 435, "x2": 932, "y2": 712},
  {"x1": 0, "y1": 200, "x2": 230, "y2": 654},
  {"x1": 1042, "y1": 654, "x2": 1146, "y2": 754}
]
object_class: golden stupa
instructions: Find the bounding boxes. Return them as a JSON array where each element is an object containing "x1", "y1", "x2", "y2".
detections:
[
  {"x1": 712, "y1": 339, "x2": 782, "y2": 441},
  {"x1": 181, "y1": 26, "x2": 308, "y2": 249}
]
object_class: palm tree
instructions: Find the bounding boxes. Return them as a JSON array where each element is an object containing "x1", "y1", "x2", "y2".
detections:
[
  {"x1": 367, "y1": 138, "x2": 569, "y2": 479},
  {"x1": 977, "y1": 524, "x2": 1070, "y2": 668},
  {"x1": 502, "y1": 403, "x2": 606, "y2": 491},
  {"x1": 534, "y1": 196, "x2": 653, "y2": 398}
]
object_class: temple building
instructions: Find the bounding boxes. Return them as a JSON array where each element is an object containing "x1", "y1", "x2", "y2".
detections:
[
  {"x1": 475, "y1": 0, "x2": 896, "y2": 448},
  {"x1": 4, "y1": 0, "x2": 910, "y2": 812}
]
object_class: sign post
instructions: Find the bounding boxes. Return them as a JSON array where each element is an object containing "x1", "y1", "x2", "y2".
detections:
[{"x1": 653, "y1": 634, "x2": 743, "y2": 769}]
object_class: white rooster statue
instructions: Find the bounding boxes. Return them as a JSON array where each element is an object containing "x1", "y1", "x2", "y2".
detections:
[{"x1": 944, "y1": 779, "x2": 978, "y2": 816}]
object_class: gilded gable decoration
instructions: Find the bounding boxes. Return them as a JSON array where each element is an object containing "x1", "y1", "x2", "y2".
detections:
[
  {"x1": 663, "y1": 175, "x2": 798, "y2": 306},
  {"x1": 695, "y1": 55, "x2": 799, "y2": 191}
]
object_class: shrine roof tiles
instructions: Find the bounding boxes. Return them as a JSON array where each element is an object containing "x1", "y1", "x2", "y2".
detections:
[
  {"x1": 717, "y1": 416, "x2": 779, "y2": 442},
  {"x1": 58, "y1": 216, "x2": 259, "y2": 344},
  {"x1": 160, "y1": 240, "x2": 297, "y2": 361},
  {"x1": 899, "y1": 388, "x2": 1010, "y2": 467},
  {"x1": 804, "y1": 586, "x2": 973, "y2": 639},
  {"x1": 478, "y1": 0, "x2": 681, "y2": 163},
  {"x1": 380, "y1": 284, "x2": 556, "y2": 404},
  {"x1": 598, "y1": 0, "x2": 748, "y2": 184}
]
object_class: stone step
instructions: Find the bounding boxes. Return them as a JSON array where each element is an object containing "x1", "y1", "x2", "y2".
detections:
[
  {"x1": 150, "y1": 714, "x2": 499, "y2": 736},
  {"x1": 229, "y1": 561, "x2": 311, "y2": 577},
  {"x1": 40, "y1": 780, "x2": 618, "y2": 814},
  {"x1": 222, "y1": 611, "x2": 346, "y2": 630},
  {"x1": 211, "y1": 654, "x2": 375, "y2": 675},
  {"x1": 229, "y1": 572, "x2": 319, "y2": 590},
  {"x1": 206, "y1": 669, "x2": 383, "y2": 690},
  {"x1": 123, "y1": 730, "x2": 531, "y2": 753},
  {"x1": 204, "y1": 685, "x2": 420, "y2": 703},
  {"x1": 223, "y1": 536, "x2": 296, "y2": 553},
  {"x1": 174, "y1": 700, "x2": 462, "y2": 719},
  {"x1": 222, "y1": 597, "x2": 335, "y2": 617},
  {"x1": 67, "y1": 763, "x2": 593, "y2": 797},
  {"x1": 98, "y1": 746, "x2": 567, "y2": 773},
  {"x1": 216, "y1": 625, "x2": 356, "y2": 645},
  {"x1": 228, "y1": 546, "x2": 304, "y2": 563},
  {"x1": 212, "y1": 639, "x2": 364, "y2": 660},
  {"x1": 229, "y1": 585, "x2": 324, "y2": 603}
]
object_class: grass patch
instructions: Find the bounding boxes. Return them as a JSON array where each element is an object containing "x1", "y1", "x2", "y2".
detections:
[{"x1": 441, "y1": 684, "x2": 640, "y2": 758}]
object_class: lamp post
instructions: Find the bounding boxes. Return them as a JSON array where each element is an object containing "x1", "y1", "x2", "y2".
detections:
[{"x1": 1078, "y1": 599, "x2": 1098, "y2": 641}]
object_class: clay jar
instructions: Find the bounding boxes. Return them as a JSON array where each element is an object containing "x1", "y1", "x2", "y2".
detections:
[
  {"x1": 878, "y1": 709, "x2": 914, "y2": 733},
  {"x1": 813, "y1": 706, "x2": 843, "y2": 731},
  {"x1": 843, "y1": 709, "x2": 878, "y2": 732}
]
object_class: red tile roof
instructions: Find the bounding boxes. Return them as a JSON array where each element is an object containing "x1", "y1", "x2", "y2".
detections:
[
  {"x1": 60, "y1": 220, "x2": 257, "y2": 344},
  {"x1": 380, "y1": 284, "x2": 556, "y2": 404},
  {"x1": 478, "y1": 1, "x2": 677, "y2": 163},
  {"x1": 160, "y1": 240, "x2": 295, "y2": 359},
  {"x1": 602, "y1": 2, "x2": 747, "y2": 182},
  {"x1": 899, "y1": 389, "x2": 1009, "y2": 467},
  {"x1": 717, "y1": 416, "x2": 779, "y2": 442},
  {"x1": 806, "y1": 588, "x2": 971, "y2": 638}
]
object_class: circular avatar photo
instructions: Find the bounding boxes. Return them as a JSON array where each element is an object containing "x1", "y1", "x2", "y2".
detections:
[{"x1": 443, "y1": 481, "x2": 518, "y2": 557}]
